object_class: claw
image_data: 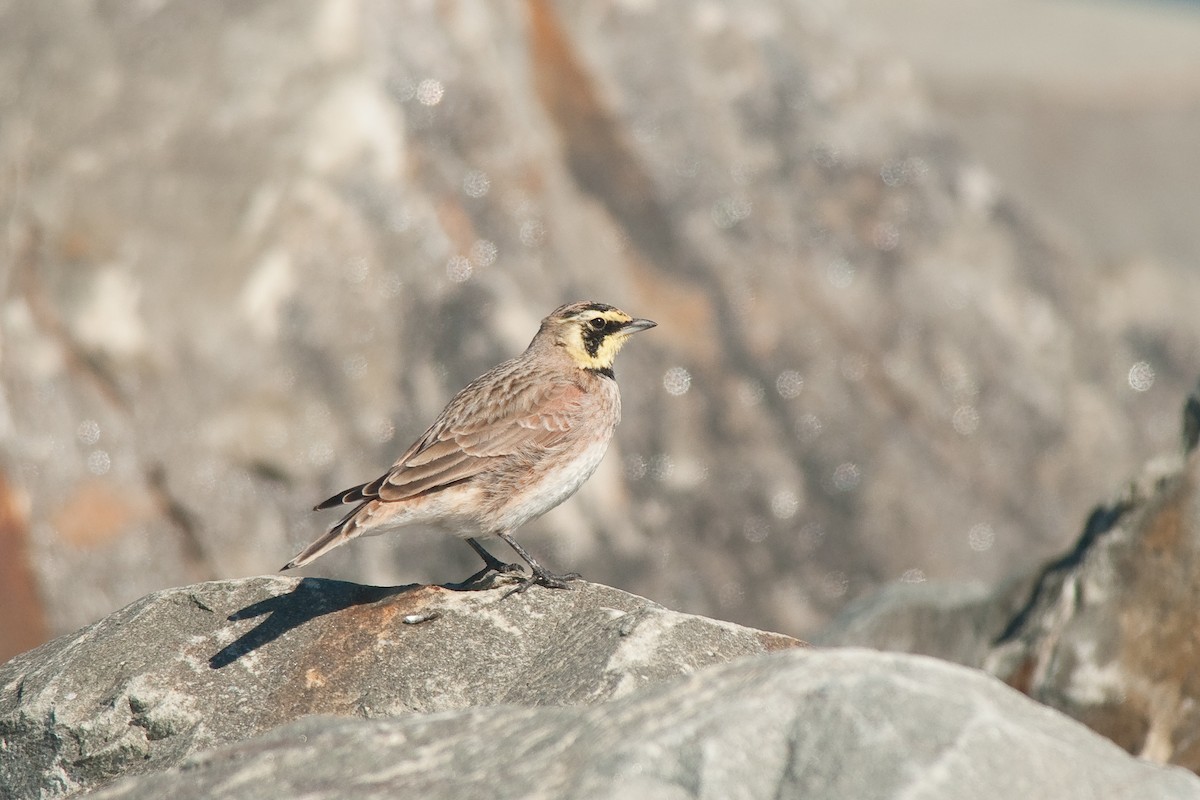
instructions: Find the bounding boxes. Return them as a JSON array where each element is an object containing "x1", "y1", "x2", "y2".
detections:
[
  {"x1": 489, "y1": 531, "x2": 585, "y2": 598},
  {"x1": 503, "y1": 567, "x2": 582, "y2": 597}
]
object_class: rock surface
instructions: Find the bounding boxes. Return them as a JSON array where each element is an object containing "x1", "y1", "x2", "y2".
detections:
[
  {"x1": 0, "y1": 576, "x2": 800, "y2": 799},
  {"x1": 5, "y1": 576, "x2": 1200, "y2": 799},
  {"x1": 822, "y1": 383, "x2": 1200, "y2": 771},
  {"x1": 986, "y1": 445, "x2": 1200, "y2": 768},
  {"x1": 813, "y1": 578, "x2": 1016, "y2": 667},
  {"x1": 3, "y1": 0, "x2": 1197, "y2": 656},
  {"x1": 77, "y1": 649, "x2": 1200, "y2": 800}
]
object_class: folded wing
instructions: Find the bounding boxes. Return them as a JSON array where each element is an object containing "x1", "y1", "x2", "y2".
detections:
[{"x1": 315, "y1": 378, "x2": 582, "y2": 510}]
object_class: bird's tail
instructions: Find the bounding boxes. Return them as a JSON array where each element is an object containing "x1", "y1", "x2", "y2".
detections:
[{"x1": 280, "y1": 505, "x2": 364, "y2": 571}]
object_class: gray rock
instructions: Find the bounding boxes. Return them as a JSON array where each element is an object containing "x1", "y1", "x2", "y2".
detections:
[
  {"x1": 814, "y1": 578, "x2": 1023, "y2": 667},
  {"x1": 4, "y1": 0, "x2": 1197, "y2": 655},
  {"x1": 0, "y1": 576, "x2": 801, "y2": 799},
  {"x1": 81, "y1": 649, "x2": 1200, "y2": 800},
  {"x1": 821, "y1": 386, "x2": 1200, "y2": 772},
  {"x1": 983, "y1": 449, "x2": 1200, "y2": 769}
]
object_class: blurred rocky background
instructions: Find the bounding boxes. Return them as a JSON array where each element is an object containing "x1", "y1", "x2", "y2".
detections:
[
  {"x1": 3, "y1": 0, "x2": 1200, "y2": 664},
  {"x1": 820, "y1": 381, "x2": 1200, "y2": 770}
]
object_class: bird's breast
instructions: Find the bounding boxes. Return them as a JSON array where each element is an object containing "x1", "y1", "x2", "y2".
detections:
[{"x1": 493, "y1": 437, "x2": 613, "y2": 531}]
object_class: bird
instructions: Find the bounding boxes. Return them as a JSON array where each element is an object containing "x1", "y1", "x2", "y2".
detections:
[{"x1": 282, "y1": 301, "x2": 656, "y2": 595}]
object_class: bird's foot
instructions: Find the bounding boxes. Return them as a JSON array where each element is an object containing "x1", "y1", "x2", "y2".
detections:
[
  {"x1": 503, "y1": 566, "x2": 582, "y2": 598},
  {"x1": 460, "y1": 537, "x2": 525, "y2": 587},
  {"x1": 460, "y1": 558, "x2": 525, "y2": 588}
]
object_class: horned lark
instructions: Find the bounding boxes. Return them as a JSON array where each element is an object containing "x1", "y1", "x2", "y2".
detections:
[{"x1": 283, "y1": 301, "x2": 656, "y2": 594}]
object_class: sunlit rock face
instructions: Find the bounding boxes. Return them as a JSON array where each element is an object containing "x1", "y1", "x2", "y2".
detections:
[
  {"x1": 4, "y1": 577, "x2": 1198, "y2": 800},
  {"x1": 0, "y1": 577, "x2": 803, "y2": 799},
  {"x1": 1, "y1": 0, "x2": 1195, "y2": 649}
]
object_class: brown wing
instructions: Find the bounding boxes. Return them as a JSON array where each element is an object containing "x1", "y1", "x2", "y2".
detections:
[{"x1": 317, "y1": 372, "x2": 583, "y2": 509}]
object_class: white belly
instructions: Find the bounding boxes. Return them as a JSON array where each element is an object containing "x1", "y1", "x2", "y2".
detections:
[{"x1": 495, "y1": 439, "x2": 610, "y2": 531}]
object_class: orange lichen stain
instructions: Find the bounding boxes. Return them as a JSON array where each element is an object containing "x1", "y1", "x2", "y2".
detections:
[
  {"x1": 372, "y1": 604, "x2": 401, "y2": 628},
  {"x1": 304, "y1": 668, "x2": 328, "y2": 689},
  {"x1": 759, "y1": 631, "x2": 808, "y2": 652},
  {"x1": 51, "y1": 479, "x2": 148, "y2": 548},
  {"x1": 1001, "y1": 655, "x2": 1038, "y2": 696},
  {"x1": 1112, "y1": 475, "x2": 1200, "y2": 768},
  {"x1": 1138, "y1": 477, "x2": 1187, "y2": 554},
  {"x1": 0, "y1": 471, "x2": 49, "y2": 659}
]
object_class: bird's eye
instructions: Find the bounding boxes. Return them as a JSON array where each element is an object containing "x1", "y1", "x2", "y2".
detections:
[{"x1": 589, "y1": 317, "x2": 606, "y2": 330}]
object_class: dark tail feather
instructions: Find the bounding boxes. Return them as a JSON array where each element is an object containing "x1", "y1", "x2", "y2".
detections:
[
  {"x1": 313, "y1": 482, "x2": 369, "y2": 511},
  {"x1": 281, "y1": 506, "x2": 362, "y2": 570}
]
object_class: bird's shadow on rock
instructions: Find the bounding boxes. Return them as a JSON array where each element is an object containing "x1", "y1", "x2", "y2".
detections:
[{"x1": 209, "y1": 577, "x2": 419, "y2": 670}]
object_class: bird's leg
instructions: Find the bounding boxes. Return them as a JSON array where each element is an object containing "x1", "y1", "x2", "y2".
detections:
[
  {"x1": 497, "y1": 531, "x2": 581, "y2": 596},
  {"x1": 460, "y1": 537, "x2": 524, "y2": 585}
]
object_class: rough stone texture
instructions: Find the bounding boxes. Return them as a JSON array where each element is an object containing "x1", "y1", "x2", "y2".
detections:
[
  {"x1": 3, "y1": 0, "x2": 1198, "y2": 654},
  {"x1": 78, "y1": 650, "x2": 1200, "y2": 800},
  {"x1": 822, "y1": 383, "x2": 1200, "y2": 772},
  {"x1": 0, "y1": 576, "x2": 800, "y2": 799}
]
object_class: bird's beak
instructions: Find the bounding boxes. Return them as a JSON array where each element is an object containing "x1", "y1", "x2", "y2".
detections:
[{"x1": 620, "y1": 318, "x2": 657, "y2": 335}]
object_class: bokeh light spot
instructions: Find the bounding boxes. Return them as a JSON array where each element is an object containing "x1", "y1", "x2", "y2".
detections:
[
  {"x1": 776, "y1": 370, "x2": 803, "y2": 399},
  {"x1": 469, "y1": 239, "x2": 497, "y2": 268},
  {"x1": 77, "y1": 419, "x2": 101, "y2": 446},
  {"x1": 831, "y1": 462, "x2": 861, "y2": 492},
  {"x1": 519, "y1": 219, "x2": 546, "y2": 247},
  {"x1": 1128, "y1": 361, "x2": 1155, "y2": 392},
  {"x1": 952, "y1": 405, "x2": 980, "y2": 436},
  {"x1": 416, "y1": 78, "x2": 444, "y2": 106},
  {"x1": 968, "y1": 522, "x2": 995, "y2": 552},
  {"x1": 87, "y1": 449, "x2": 111, "y2": 475},
  {"x1": 446, "y1": 256, "x2": 472, "y2": 283},
  {"x1": 648, "y1": 454, "x2": 674, "y2": 481},
  {"x1": 463, "y1": 170, "x2": 490, "y2": 198},
  {"x1": 711, "y1": 195, "x2": 752, "y2": 229},
  {"x1": 797, "y1": 414, "x2": 823, "y2": 442},
  {"x1": 623, "y1": 454, "x2": 648, "y2": 481},
  {"x1": 770, "y1": 489, "x2": 800, "y2": 519},
  {"x1": 663, "y1": 367, "x2": 691, "y2": 396}
]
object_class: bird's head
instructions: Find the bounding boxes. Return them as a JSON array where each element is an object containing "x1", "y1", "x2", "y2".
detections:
[{"x1": 538, "y1": 301, "x2": 656, "y2": 374}]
